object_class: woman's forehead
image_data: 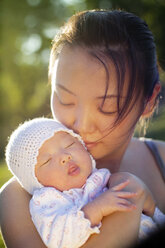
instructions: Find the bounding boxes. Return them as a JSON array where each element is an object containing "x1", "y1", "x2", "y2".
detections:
[
  {"x1": 56, "y1": 46, "x2": 103, "y2": 76},
  {"x1": 53, "y1": 46, "x2": 121, "y2": 97}
]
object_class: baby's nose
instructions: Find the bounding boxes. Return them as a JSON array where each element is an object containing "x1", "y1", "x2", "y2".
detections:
[{"x1": 60, "y1": 154, "x2": 72, "y2": 165}]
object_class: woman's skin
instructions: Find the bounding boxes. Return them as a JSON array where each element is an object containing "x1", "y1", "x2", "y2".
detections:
[
  {"x1": 0, "y1": 46, "x2": 165, "y2": 248},
  {"x1": 51, "y1": 46, "x2": 165, "y2": 211}
]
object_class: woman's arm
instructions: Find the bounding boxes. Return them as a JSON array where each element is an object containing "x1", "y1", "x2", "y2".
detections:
[
  {"x1": 0, "y1": 178, "x2": 46, "y2": 248},
  {"x1": 0, "y1": 173, "x2": 147, "y2": 248}
]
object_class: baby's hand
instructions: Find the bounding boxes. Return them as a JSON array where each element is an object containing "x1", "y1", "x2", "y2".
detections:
[
  {"x1": 82, "y1": 180, "x2": 136, "y2": 226},
  {"x1": 108, "y1": 172, "x2": 155, "y2": 217},
  {"x1": 99, "y1": 180, "x2": 137, "y2": 217}
]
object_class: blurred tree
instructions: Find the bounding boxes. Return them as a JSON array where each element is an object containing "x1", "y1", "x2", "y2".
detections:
[{"x1": 0, "y1": 0, "x2": 74, "y2": 159}]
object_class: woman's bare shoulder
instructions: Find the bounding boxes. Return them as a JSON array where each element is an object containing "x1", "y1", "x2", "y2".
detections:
[
  {"x1": 131, "y1": 137, "x2": 165, "y2": 152},
  {"x1": 122, "y1": 137, "x2": 165, "y2": 181},
  {"x1": 135, "y1": 137, "x2": 165, "y2": 163},
  {"x1": 153, "y1": 139, "x2": 165, "y2": 162},
  {"x1": 129, "y1": 137, "x2": 165, "y2": 169}
]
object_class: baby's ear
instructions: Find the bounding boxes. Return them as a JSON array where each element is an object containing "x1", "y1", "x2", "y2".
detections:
[{"x1": 142, "y1": 83, "x2": 161, "y2": 118}]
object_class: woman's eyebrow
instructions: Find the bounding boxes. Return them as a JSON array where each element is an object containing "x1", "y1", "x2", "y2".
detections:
[
  {"x1": 96, "y1": 95, "x2": 118, "y2": 99},
  {"x1": 96, "y1": 95, "x2": 126, "y2": 99},
  {"x1": 56, "y1": 84, "x2": 76, "y2": 96}
]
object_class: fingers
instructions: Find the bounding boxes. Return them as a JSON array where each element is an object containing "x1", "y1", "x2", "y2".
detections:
[
  {"x1": 116, "y1": 191, "x2": 138, "y2": 199},
  {"x1": 111, "y1": 180, "x2": 130, "y2": 191},
  {"x1": 116, "y1": 199, "x2": 137, "y2": 211},
  {"x1": 110, "y1": 180, "x2": 138, "y2": 199},
  {"x1": 116, "y1": 203, "x2": 137, "y2": 212}
]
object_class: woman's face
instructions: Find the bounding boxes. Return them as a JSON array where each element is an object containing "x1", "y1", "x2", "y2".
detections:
[{"x1": 51, "y1": 46, "x2": 141, "y2": 162}]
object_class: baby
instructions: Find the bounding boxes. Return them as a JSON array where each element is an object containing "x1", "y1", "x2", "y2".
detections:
[{"x1": 5, "y1": 118, "x2": 156, "y2": 248}]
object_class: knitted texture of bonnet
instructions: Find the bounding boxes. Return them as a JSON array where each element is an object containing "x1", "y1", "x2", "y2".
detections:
[{"x1": 6, "y1": 117, "x2": 96, "y2": 194}]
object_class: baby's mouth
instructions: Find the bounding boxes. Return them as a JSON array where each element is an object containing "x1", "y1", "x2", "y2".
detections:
[{"x1": 68, "y1": 162, "x2": 80, "y2": 176}]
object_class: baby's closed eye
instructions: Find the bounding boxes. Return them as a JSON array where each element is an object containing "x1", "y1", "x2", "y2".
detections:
[{"x1": 65, "y1": 142, "x2": 75, "y2": 148}]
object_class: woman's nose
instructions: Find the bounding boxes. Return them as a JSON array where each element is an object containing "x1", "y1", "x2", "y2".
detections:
[
  {"x1": 73, "y1": 107, "x2": 96, "y2": 135},
  {"x1": 60, "y1": 154, "x2": 72, "y2": 165}
]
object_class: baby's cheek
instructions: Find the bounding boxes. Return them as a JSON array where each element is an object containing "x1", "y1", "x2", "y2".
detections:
[{"x1": 35, "y1": 167, "x2": 48, "y2": 185}]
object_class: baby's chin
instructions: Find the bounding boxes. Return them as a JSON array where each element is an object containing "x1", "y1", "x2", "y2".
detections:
[{"x1": 68, "y1": 176, "x2": 89, "y2": 190}]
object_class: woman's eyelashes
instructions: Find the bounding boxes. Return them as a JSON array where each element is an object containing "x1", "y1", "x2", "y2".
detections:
[
  {"x1": 98, "y1": 106, "x2": 118, "y2": 115},
  {"x1": 59, "y1": 99, "x2": 74, "y2": 106},
  {"x1": 97, "y1": 98, "x2": 121, "y2": 115},
  {"x1": 56, "y1": 91, "x2": 119, "y2": 115},
  {"x1": 56, "y1": 93, "x2": 75, "y2": 106}
]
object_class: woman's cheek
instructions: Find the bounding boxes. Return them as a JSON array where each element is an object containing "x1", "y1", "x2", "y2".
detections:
[
  {"x1": 51, "y1": 94, "x2": 67, "y2": 122},
  {"x1": 96, "y1": 114, "x2": 115, "y2": 134},
  {"x1": 54, "y1": 105, "x2": 75, "y2": 129}
]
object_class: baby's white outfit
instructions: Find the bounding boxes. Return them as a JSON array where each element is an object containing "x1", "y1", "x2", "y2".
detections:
[{"x1": 30, "y1": 168, "x2": 110, "y2": 248}]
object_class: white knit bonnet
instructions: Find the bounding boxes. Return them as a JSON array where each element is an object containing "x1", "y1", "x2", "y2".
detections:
[{"x1": 6, "y1": 117, "x2": 96, "y2": 195}]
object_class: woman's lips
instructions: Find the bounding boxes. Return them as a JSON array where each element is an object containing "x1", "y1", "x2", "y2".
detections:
[
  {"x1": 84, "y1": 141, "x2": 99, "y2": 149},
  {"x1": 68, "y1": 163, "x2": 80, "y2": 176}
]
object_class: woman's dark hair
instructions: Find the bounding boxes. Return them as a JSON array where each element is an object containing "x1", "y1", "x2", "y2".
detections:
[{"x1": 49, "y1": 9, "x2": 159, "y2": 129}]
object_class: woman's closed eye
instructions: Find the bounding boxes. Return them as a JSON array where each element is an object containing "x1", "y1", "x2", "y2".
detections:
[
  {"x1": 97, "y1": 97, "x2": 121, "y2": 115},
  {"x1": 98, "y1": 103, "x2": 118, "y2": 115},
  {"x1": 58, "y1": 98, "x2": 74, "y2": 106},
  {"x1": 56, "y1": 92, "x2": 75, "y2": 106}
]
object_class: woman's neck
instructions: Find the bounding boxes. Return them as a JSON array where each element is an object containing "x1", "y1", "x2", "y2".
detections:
[
  {"x1": 96, "y1": 157, "x2": 121, "y2": 173},
  {"x1": 96, "y1": 136, "x2": 133, "y2": 173}
]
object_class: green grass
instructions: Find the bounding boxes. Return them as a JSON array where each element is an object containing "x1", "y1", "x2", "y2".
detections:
[
  {"x1": 0, "y1": 161, "x2": 13, "y2": 248},
  {"x1": 0, "y1": 238, "x2": 5, "y2": 248}
]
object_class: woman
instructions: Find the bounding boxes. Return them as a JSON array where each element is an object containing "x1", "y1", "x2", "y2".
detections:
[{"x1": 0, "y1": 9, "x2": 165, "y2": 248}]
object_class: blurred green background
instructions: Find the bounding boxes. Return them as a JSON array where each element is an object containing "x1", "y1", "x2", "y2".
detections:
[{"x1": 0, "y1": 0, "x2": 165, "y2": 247}]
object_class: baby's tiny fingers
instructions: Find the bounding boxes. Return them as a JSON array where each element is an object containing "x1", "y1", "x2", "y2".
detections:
[
  {"x1": 117, "y1": 191, "x2": 138, "y2": 198},
  {"x1": 111, "y1": 180, "x2": 130, "y2": 191},
  {"x1": 117, "y1": 203, "x2": 137, "y2": 211},
  {"x1": 118, "y1": 198, "x2": 136, "y2": 207}
]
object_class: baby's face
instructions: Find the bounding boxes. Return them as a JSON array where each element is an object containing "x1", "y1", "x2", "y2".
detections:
[{"x1": 35, "y1": 131, "x2": 93, "y2": 191}]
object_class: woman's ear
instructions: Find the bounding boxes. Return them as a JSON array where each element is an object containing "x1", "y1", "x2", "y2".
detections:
[{"x1": 142, "y1": 83, "x2": 161, "y2": 118}]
